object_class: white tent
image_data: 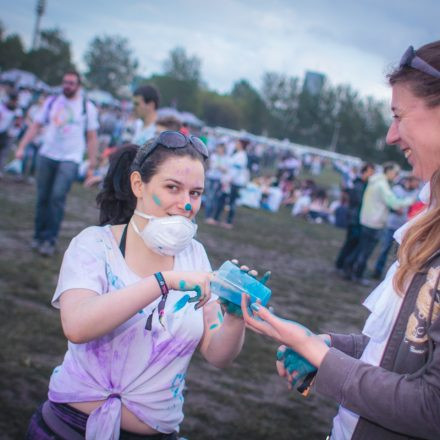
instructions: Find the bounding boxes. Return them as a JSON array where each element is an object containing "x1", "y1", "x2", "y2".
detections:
[
  {"x1": 87, "y1": 89, "x2": 119, "y2": 106},
  {"x1": 1, "y1": 69, "x2": 38, "y2": 88},
  {"x1": 157, "y1": 107, "x2": 204, "y2": 127}
]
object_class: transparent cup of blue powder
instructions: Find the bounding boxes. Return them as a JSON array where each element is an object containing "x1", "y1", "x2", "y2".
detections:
[{"x1": 210, "y1": 260, "x2": 272, "y2": 306}]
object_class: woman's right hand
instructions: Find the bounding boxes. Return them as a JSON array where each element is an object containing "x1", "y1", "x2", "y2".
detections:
[{"x1": 164, "y1": 271, "x2": 213, "y2": 309}]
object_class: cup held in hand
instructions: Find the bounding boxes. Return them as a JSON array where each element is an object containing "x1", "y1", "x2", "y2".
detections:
[{"x1": 211, "y1": 260, "x2": 272, "y2": 306}]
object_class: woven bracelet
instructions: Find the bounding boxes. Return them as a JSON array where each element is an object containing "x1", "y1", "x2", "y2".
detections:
[{"x1": 145, "y1": 272, "x2": 169, "y2": 330}]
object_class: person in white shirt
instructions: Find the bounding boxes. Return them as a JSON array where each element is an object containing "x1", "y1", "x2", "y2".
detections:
[
  {"x1": 25, "y1": 132, "x2": 246, "y2": 440},
  {"x1": 132, "y1": 85, "x2": 159, "y2": 146},
  {"x1": 212, "y1": 137, "x2": 249, "y2": 229},
  {"x1": 0, "y1": 91, "x2": 19, "y2": 174},
  {"x1": 204, "y1": 142, "x2": 228, "y2": 221},
  {"x1": 16, "y1": 70, "x2": 99, "y2": 256}
]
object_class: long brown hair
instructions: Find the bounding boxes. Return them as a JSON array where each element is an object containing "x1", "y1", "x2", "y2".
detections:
[
  {"x1": 388, "y1": 41, "x2": 440, "y2": 294},
  {"x1": 394, "y1": 171, "x2": 440, "y2": 294}
]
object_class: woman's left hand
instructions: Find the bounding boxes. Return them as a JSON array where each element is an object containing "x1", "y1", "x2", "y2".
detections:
[
  {"x1": 241, "y1": 293, "x2": 312, "y2": 349},
  {"x1": 276, "y1": 345, "x2": 316, "y2": 390}
]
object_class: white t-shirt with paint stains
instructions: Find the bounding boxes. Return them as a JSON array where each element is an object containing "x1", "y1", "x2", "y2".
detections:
[
  {"x1": 49, "y1": 225, "x2": 212, "y2": 438},
  {"x1": 35, "y1": 94, "x2": 99, "y2": 164}
]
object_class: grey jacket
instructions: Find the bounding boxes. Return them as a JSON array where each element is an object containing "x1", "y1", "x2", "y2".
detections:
[{"x1": 315, "y1": 253, "x2": 440, "y2": 439}]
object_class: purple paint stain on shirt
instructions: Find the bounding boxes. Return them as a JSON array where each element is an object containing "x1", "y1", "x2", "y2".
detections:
[{"x1": 148, "y1": 337, "x2": 199, "y2": 367}]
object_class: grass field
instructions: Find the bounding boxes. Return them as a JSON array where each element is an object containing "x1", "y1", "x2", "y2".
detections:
[{"x1": 0, "y1": 176, "x2": 375, "y2": 439}]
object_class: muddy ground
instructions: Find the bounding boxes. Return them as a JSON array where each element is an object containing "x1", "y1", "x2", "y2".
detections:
[{"x1": 0, "y1": 177, "x2": 374, "y2": 439}]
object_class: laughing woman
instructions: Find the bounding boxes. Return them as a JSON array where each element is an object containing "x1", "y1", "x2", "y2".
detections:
[
  {"x1": 242, "y1": 41, "x2": 440, "y2": 440},
  {"x1": 26, "y1": 132, "x2": 245, "y2": 440}
]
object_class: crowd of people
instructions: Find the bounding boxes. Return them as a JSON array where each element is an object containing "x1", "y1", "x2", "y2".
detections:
[
  {"x1": 335, "y1": 161, "x2": 423, "y2": 285},
  {"x1": 1, "y1": 40, "x2": 440, "y2": 440},
  {"x1": 0, "y1": 70, "x2": 429, "y2": 282},
  {"x1": 1, "y1": 74, "x2": 361, "y2": 238}
]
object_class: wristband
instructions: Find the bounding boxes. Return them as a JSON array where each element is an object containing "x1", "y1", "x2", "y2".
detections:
[
  {"x1": 145, "y1": 272, "x2": 169, "y2": 331},
  {"x1": 154, "y1": 272, "x2": 169, "y2": 296}
]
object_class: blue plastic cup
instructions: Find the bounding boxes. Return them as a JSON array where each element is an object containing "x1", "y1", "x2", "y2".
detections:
[{"x1": 210, "y1": 260, "x2": 272, "y2": 306}]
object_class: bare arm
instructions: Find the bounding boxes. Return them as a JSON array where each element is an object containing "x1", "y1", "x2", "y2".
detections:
[
  {"x1": 60, "y1": 270, "x2": 211, "y2": 344},
  {"x1": 15, "y1": 122, "x2": 42, "y2": 159},
  {"x1": 198, "y1": 301, "x2": 245, "y2": 368},
  {"x1": 241, "y1": 296, "x2": 329, "y2": 368}
]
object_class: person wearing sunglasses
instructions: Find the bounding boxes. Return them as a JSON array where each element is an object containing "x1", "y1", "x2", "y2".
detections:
[
  {"x1": 26, "y1": 131, "x2": 246, "y2": 440},
  {"x1": 242, "y1": 41, "x2": 440, "y2": 440}
]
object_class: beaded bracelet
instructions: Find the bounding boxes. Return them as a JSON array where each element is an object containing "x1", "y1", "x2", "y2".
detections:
[{"x1": 145, "y1": 272, "x2": 169, "y2": 330}]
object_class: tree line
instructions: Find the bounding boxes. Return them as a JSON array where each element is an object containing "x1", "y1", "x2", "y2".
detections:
[{"x1": 0, "y1": 24, "x2": 402, "y2": 164}]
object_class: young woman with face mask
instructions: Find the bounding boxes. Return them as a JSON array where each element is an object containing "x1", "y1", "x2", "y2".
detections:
[{"x1": 26, "y1": 131, "x2": 246, "y2": 440}]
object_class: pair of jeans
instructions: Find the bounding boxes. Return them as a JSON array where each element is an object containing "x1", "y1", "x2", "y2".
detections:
[
  {"x1": 213, "y1": 184, "x2": 242, "y2": 225},
  {"x1": 34, "y1": 154, "x2": 78, "y2": 243},
  {"x1": 204, "y1": 177, "x2": 222, "y2": 219},
  {"x1": 335, "y1": 224, "x2": 361, "y2": 269},
  {"x1": 22, "y1": 142, "x2": 40, "y2": 176},
  {"x1": 0, "y1": 131, "x2": 9, "y2": 170},
  {"x1": 374, "y1": 227, "x2": 397, "y2": 278},
  {"x1": 344, "y1": 225, "x2": 382, "y2": 279}
]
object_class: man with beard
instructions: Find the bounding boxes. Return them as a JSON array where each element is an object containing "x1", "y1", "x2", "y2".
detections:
[{"x1": 16, "y1": 70, "x2": 99, "y2": 256}]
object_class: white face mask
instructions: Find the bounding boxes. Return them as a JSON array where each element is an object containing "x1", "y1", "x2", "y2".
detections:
[{"x1": 131, "y1": 209, "x2": 197, "y2": 256}]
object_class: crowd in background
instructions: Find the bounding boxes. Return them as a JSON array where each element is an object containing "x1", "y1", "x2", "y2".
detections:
[{"x1": 0, "y1": 76, "x2": 425, "y2": 280}]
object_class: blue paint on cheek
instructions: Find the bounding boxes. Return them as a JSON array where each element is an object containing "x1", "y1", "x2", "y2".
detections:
[
  {"x1": 184, "y1": 203, "x2": 192, "y2": 211},
  {"x1": 209, "y1": 323, "x2": 219, "y2": 330},
  {"x1": 152, "y1": 194, "x2": 161, "y2": 206}
]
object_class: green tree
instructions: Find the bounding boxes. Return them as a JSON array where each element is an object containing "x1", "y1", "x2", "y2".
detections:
[
  {"x1": 84, "y1": 35, "x2": 138, "y2": 97},
  {"x1": 148, "y1": 74, "x2": 200, "y2": 114},
  {"x1": 0, "y1": 26, "x2": 26, "y2": 70},
  {"x1": 163, "y1": 46, "x2": 202, "y2": 85},
  {"x1": 22, "y1": 28, "x2": 75, "y2": 85},
  {"x1": 230, "y1": 79, "x2": 268, "y2": 135},
  {"x1": 261, "y1": 72, "x2": 301, "y2": 138},
  {"x1": 200, "y1": 90, "x2": 242, "y2": 129}
]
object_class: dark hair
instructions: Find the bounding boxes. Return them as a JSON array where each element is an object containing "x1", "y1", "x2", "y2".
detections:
[
  {"x1": 97, "y1": 138, "x2": 207, "y2": 225},
  {"x1": 382, "y1": 161, "x2": 400, "y2": 174},
  {"x1": 63, "y1": 70, "x2": 81, "y2": 84},
  {"x1": 133, "y1": 85, "x2": 160, "y2": 109},
  {"x1": 8, "y1": 91, "x2": 18, "y2": 102},
  {"x1": 238, "y1": 137, "x2": 250, "y2": 150},
  {"x1": 156, "y1": 115, "x2": 182, "y2": 131},
  {"x1": 361, "y1": 162, "x2": 374, "y2": 174},
  {"x1": 388, "y1": 41, "x2": 440, "y2": 107}
]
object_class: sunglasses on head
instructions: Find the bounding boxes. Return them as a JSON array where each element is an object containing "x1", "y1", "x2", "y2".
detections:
[
  {"x1": 138, "y1": 130, "x2": 209, "y2": 167},
  {"x1": 399, "y1": 46, "x2": 440, "y2": 79}
]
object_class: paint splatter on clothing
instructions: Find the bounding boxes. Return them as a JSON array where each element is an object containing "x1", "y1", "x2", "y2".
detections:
[{"x1": 49, "y1": 225, "x2": 215, "y2": 438}]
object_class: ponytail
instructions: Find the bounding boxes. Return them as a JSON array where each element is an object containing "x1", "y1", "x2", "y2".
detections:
[{"x1": 96, "y1": 144, "x2": 138, "y2": 225}]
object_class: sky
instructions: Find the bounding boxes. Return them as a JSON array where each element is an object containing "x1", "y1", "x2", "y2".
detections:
[{"x1": 2, "y1": 0, "x2": 439, "y2": 101}]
